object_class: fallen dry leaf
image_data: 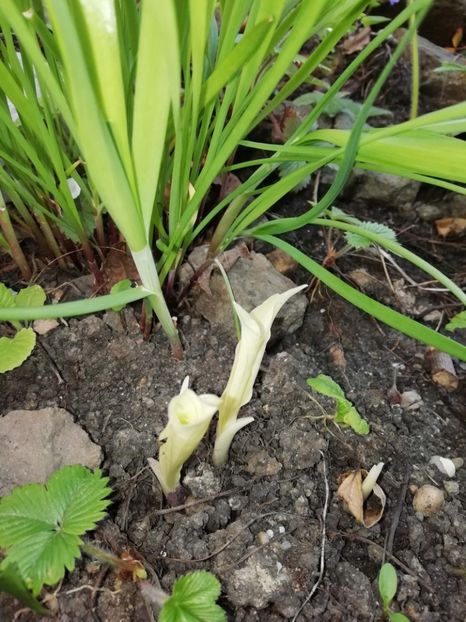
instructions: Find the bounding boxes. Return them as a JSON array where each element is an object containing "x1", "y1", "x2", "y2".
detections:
[
  {"x1": 337, "y1": 468, "x2": 386, "y2": 528},
  {"x1": 435, "y1": 217, "x2": 466, "y2": 237},
  {"x1": 266, "y1": 248, "x2": 298, "y2": 275},
  {"x1": 102, "y1": 246, "x2": 140, "y2": 291},
  {"x1": 342, "y1": 27, "x2": 371, "y2": 55},
  {"x1": 329, "y1": 343, "x2": 347, "y2": 370}
]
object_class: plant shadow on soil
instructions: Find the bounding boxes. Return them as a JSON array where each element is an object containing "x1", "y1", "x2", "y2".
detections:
[{"x1": 1, "y1": 218, "x2": 465, "y2": 622}]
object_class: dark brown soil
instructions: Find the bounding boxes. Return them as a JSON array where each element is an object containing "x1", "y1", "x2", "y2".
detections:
[{"x1": 0, "y1": 220, "x2": 465, "y2": 621}]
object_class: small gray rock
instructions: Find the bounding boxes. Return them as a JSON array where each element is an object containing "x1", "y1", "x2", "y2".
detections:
[
  {"x1": 226, "y1": 551, "x2": 292, "y2": 609},
  {"x1": 183, "y1": 464, "x2": 222, "y2": 497},
  {"x1": 0, "y1": 408, "x2": 102, "y2": 495},
  {"x1": 279, "y1": 422, "x2": 326, "y2": 470}
]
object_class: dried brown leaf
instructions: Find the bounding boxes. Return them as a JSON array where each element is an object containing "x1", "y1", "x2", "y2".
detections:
[
  {"x1": 337, "y1": 469, "x2": 386, "y2": 528},
  {"x1": 435, "y1": 217, "x2": 466, "y2": 237},
  {"x1": 337, "y1": 470, "x2": 364, "y2": 524},
  {"x1": 342, "y1": 27, "x2": 371, "y2": 55}
]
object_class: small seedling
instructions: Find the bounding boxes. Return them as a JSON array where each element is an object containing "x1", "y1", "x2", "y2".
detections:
[
  {"x1": 159, "y1": 571, "x2": 226, "y2": 622},
  {"x1": 0, "y1": 283, "x2": 45, "y2": 372},
  {"x1": 378, "y1": 563, "x2": 410, "y2": 621},
  {"x1": 0, "y1": 465, "x2": 111, "y2": 611},
  {"x1": 306, "y1": 374, "x2": 369, "y2": 435}
]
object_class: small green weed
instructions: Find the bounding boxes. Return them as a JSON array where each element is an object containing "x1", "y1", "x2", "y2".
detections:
[
  {"x1": 378, "y1": 563, "x2": 410, "y2": 622},
  {"x1": 307, "y1": 373, "x2": 370, "y2": 435}
]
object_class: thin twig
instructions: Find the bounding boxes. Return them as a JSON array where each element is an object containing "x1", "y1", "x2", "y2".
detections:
[
  {"x1": 292, "y1": 451, "x2": 329, "y2": 622},
  {"x1": 387, "y1": 465, "x2": 411, "y2": 555},
  {"x1": 331, "y1": 531, "x2": 433, "y2": 591},
  {"x1": 150, "y1": 480, "x2": 260, "y2": 517}
]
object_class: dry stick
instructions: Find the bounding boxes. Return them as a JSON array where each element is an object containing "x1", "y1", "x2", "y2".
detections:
[
  {"x1": 149, "y1": 475, "x2": 273, "y2": 517},
  {"x1": 386, "y1": 465, "x2": 411, "y2": 555},
  {"x1": 292, "y1": 451, "x2": 330, "y2": 622},
  {"x1": 331, "y1": 531, "x2": 433, "y2": 591},
  {"x1": 0, "y1": 198, "x2": 32, "y2": 280}
]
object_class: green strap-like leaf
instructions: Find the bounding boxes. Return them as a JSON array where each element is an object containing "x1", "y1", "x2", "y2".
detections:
[
  {"x1": 0, "y1": 562, "x2": 49, "y2": 615},
  {"x1": 0, "y1": 286, "x2": 150, "y2": 322},
  {"x1": 0, "y1": 327, "x2": 36, "y2": 373},
  {"x1": 256, "y1": 235, "x2": 466, "y2": 362}
]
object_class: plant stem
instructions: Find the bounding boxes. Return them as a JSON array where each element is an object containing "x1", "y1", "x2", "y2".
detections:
[
  {"x1": 409, "y1": 0, "x2": 420, "y2": 119},
  {"x1": 0, "y1": 192, "x2": 32, "y2": 280},
  {"x1": 131, "y1": 245, "x2": 182, "y2": 358},
  {"x1": 35, "y1": 211, "x2": 68, "y2": 270}
]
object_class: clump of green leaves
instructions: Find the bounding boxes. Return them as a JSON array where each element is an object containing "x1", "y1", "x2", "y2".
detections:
[
  {"x1": 0, "y1": 283, "x2": 45, "y2": 372},
  {"x1": 160, "y1": 571, "x2": 226, "y2": 622},
  {"x1": 378, "y1": 563, "x2": 410, "y2": 622},
  {"x1": 307, "y1": 374, "x2": 370, "y2": 435},
  {"x1": 0, "y1": 465, "x2": 111, "y2": 609}
]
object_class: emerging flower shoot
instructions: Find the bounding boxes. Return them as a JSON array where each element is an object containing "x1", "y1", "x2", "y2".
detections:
[
  {"x1": 148, "y1": 377, "x2": 220, "y2": 495},
  {"x1": 213, "y1": 285, "x2": 306, "y2": 466}
]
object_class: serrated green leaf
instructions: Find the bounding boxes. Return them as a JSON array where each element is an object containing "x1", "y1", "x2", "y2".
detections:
[
  {"x1": 292, "y1": 91, "x2": 391, "y2": 119},
  {"x1": 389, "y1": 613, "x2": 411, "y2": 622},
  {"x1": 307, "y1": 374, "x2": 345, "y2": 399},
  {"x1": 0, "y1": 562, "x2": 49, "y2": 614},
  {"x1": 160, "y1": 571, "x2": 226, "y2": 622},
  {"x1": 446, "y1": 310, "x2": 466, "y2": 332},
  {"x1": 345, "y1": 222, "x2": 397, "y2": 250},
  {"x1": 0, "y1": 465, "x2": 111, "y2": 595},
  {"x1": 378, "y1": 563, "x2": 398, "y2": 610},
  {"x1": 0, "y1": 282, "x2": 15, "y2": 309},
  {"x1": 278, "y1": 160, "x2": 312, "y2": 192},
  {"x1": 0, "y1": 327, "x2": 36, "y2": 373},
  {"x1": 15, "y1": 285, "x2": 46, "y2": 308},
  {"x1": 110, "y1": 279, "x2": 132, "y2": 312}
]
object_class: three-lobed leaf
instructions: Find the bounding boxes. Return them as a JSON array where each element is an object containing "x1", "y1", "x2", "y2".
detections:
[
  {"x1": 378, "y1": 563, "x2": 398, "y2": 610},
  {"x1": 0, "y1": 328, "x2": 36, "y2": 373},
  {"x1": 445, "y1": 310, "x2": 466, "y2": 332},
  {"x1": 160, "y1": 571, "x2": 226, "y2": 622},
  {"x1": 345, "y1": 221, "x2": 397, "y2": 250},
  {"x1": 15, "y1": 285, "x2": 46, "y2": 309},
  {"x1": 0, "y1": 465, "x2": 111, "y2": 595}
]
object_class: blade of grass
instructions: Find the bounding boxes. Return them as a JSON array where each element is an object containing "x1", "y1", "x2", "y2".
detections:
[{"x1": 256, "y1": 235, "x2": 466, "y2": 361}]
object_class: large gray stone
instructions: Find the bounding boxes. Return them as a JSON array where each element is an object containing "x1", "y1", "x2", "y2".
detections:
[
  {"x1": 0, "y1": 408, "x2": 102, "y2": 495},
  {"x1": 183, "y1": 247, "x2": 308, "y2": 338},
  {"x1": 345, "y1": 169, "x2": 420, "y2": 211},
  {"x1": 396, "y1": 30, "x2": 466, "y2": 110}
]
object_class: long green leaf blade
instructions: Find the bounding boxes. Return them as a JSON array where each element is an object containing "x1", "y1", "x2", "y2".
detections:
[{"x1": 257, "y1": 235, "x2": 466, "y2": 361}]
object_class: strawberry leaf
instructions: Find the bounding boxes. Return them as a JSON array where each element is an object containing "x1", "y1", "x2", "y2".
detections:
[
  {"x1": 160, "y1": 571, "x2": 226, "y2": 622},
  {"x1": 0, "y1": 466, "x2": 111, "y2": 595}
]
